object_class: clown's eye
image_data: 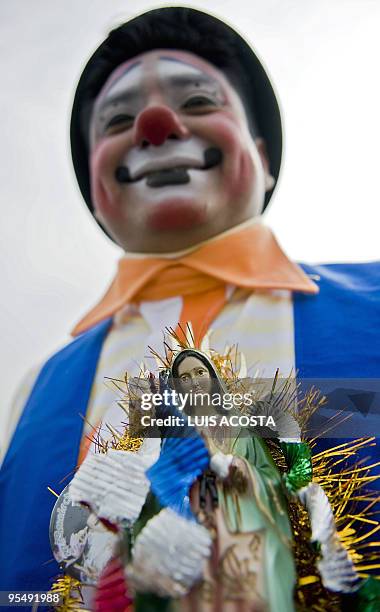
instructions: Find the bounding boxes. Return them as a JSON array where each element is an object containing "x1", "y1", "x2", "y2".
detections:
[
  {"x1": 104, "y1": 113, "x2": 134, "y2": 134},
  {"x1": 198, "y1": 369, "x2": 207, "y2": 376},
  {"x1": 180, "y1": 375, "x2": 190, "y2": 382},
  {"x1": 181, "y1": 95, "x2": 218, "y2": 112}
]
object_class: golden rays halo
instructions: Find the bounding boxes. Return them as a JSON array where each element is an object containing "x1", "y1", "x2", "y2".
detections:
[{"x1": 147, "y1": 323, "x2": 255, "y2": 385}]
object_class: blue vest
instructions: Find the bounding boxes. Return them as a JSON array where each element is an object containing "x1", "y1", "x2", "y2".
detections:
[{"x1": 0, "y1": 263, "x2": 379, "y2": 591}]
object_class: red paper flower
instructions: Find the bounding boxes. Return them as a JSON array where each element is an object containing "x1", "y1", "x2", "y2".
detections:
[{"x1": 94, "y1": 557, "x2": 133, "y2": 612}]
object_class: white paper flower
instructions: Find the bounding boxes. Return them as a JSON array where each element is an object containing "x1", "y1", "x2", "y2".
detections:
[
  {"x1": 127, "y1": 508, "x2": 212, "y2": 597},
  {"x1": 69, "y1": 438, "x2": 160, "y2": 528},
  {"x1": 297, "y1": 482, "x2": 359, "y2": 593}
]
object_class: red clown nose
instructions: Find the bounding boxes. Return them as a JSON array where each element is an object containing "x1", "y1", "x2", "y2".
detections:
[{"x1": 133, "y1": 105, "x2": 189, "y2": 146}]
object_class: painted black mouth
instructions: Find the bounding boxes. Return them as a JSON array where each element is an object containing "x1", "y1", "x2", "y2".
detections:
[
  {"x1": 146, "y1": 167, "x2": 190, "y2": 187},
  {"x1": 115, "y1": 147, "x2": 223, "y2": 186}
]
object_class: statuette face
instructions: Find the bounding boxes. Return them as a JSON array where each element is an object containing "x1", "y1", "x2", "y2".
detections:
[{"x1": 177, "y1": 354, "x2": 213, "y2": 395}]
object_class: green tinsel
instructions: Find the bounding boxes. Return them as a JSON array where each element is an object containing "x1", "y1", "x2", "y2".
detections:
[
  {"x1": 281, "y1": 441, "x2": 313, "y2": 495},
  {"x1": 357, "y1": 577, "x2": 380, "y2": 612}
]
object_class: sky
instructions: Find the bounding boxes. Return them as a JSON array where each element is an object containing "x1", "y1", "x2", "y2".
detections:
[{"x1": 1, "y1": 0, "x2": 380, "y2": 441}]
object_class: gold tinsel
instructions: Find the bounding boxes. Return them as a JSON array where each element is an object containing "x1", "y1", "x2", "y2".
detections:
[
  {"x1": 49, "y1": 575, "x2": 87, "y2": 612},
  {"x1": 88, "y1": 421, "x2": 144, "y2": 455},
  {"x1": 267, "y1": 419, "x2": 380, "y2": 609},
  {"x1": 264, "y1": 374, "x2": 380, "y2": 609},
  {"x1": 85, "y1": 367, "x2": 145, "y2": 455},
  {"x1": 113, "y1": 428, "x2": 144, "y2": 452},
  {"x1": 287, "y1": 438, "x2": 379, "y2": 610}
]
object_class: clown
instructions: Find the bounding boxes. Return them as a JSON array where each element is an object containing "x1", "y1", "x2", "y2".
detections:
[{"x1": 0, "y1": 6, "x2": 379, "y2": 609}]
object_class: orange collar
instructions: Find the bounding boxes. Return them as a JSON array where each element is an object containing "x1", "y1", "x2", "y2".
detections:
[{"x1": 72, "y1": 223, "x2": 318, "y2": 337}]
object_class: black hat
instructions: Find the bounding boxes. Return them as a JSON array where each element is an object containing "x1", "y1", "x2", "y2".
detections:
[{"x1": 70, "y1": 7, "x2": 283, "y2": 234}]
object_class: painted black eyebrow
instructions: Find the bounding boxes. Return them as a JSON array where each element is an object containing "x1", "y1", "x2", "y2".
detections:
[
  {"x1": 99, "y1": 74, "x2": 218, "y2": 113},
  {"x1": 99, "y1": 61, "x2": 220, "y2": 114},
  {"x1": 99, "y1": 88, "x2": 141, "y2": 112},
  {"x1": 164, "y1": 74, "x2": 219, "y2": 88},
  {"x1": 159, "y1": 56, "x2": 220, "y2": 88},
  {"x1": 159, "y1": 55, "x2": 206, "y2": 69}
]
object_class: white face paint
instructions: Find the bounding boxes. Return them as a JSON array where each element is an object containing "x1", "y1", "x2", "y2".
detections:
[
  {"x1": 92, "y1": 59, "x2": 225, "y2": 215},
  {"x1": 90, "y1": 49, "x2": 270, "y2": 252},
  {"x1": 121, "y1": 135, "x2": 220, "y2": 210},
  {"x1": 124, "y1": 136, "x2": 208, "y2": 181}
]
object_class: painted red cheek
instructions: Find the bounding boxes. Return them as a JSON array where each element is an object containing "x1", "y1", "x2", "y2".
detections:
[
  {"x1": 90, "y1": 143, "x2": 125, "y2": 220},
  {"x1": 203, "y1": 115, "x2": 239, "y2": 148},
  {"x1": 232, "y1": 151, "x2": 255, "y2": 199},
  {"x1": 199, "y1": 115, "x2": 254, "y2": 197}
]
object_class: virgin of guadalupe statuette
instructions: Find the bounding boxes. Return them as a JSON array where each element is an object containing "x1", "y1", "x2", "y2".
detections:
[{"x1": 50, "y1": 336, "x2": 380, "y2": 611}]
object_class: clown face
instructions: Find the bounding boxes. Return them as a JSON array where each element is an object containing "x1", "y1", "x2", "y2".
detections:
[{"x1": 90, "y1": 50, "x2": 273, "y2": 252}]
